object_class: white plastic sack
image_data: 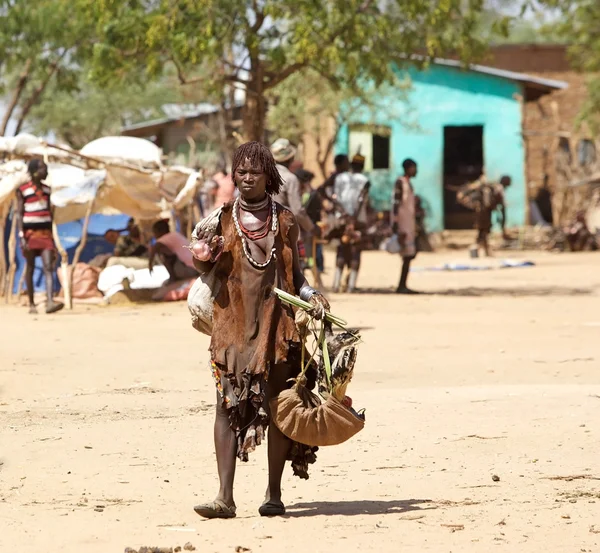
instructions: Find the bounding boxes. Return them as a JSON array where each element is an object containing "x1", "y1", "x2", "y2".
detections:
[
  {"x1": 187, "y1": 268, "x2": 220, "y2": 335},
  {"x1": 381, "y1": 234, "x2": 401, "y2": 254},
  {"x1": 187, "y1": 206, "x2": 223, "y2": 335}
]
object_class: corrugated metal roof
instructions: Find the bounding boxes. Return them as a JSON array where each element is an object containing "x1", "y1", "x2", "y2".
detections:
[
  {"x1": 431, "y1": 58, "x2": 568, "y2": 90},
  {"x1": 121, "y1": 103, "x2": 224, "y2": 133}
]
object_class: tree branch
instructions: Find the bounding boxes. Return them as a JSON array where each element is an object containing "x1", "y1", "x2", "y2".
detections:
[
  {"x1": 1, "y1": 58, "x2": 32, "y2": 136},
  {"x1": 251, "y1": 0, "x2": 265, "y2": 33},
  {"x1": 220, "y1": 56, "x2": 249, "y2": 73},
  {"x1": 171, "y1": 57, "x2": 248, "y2": 86},
  {"x1": 308, "y1": 0, "x2": 376, "y2": 60},
  {"x1": 14, "y1": 51, "x2": 68, "y2": 135},
  {"x1": 264, "y1": 62, "x2": 307, "y2": 90}
]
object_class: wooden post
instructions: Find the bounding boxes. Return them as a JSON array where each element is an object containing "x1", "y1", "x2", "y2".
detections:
[
  {"x1": 192, "y1": 203, "x2": 201, "y2": 225},
  {"x1": 186, "y1": 204, "x2": 193, "y2": 238},
  {"x1": 0, "y1": 214, "x2": 6, "y2": 298},
  {"x1": 66, "y1": 198, "x2": 95, "y2": 310},
  {"x1": 52, "y1": 220, "x2": 71, "y2": 310},
  {"x1": 5, "y1": 201, "x2": 18, "y2": 303},
  {"x1": 311, "y1": 234, "x2": 325, "y2": 289},
  {"x1": 16, "y1": 266, "x2": 26, "y2": 300}
]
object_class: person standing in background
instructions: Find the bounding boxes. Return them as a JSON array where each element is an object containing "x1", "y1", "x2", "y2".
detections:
[
  {"x1": 456, "y1": 174, "x2": 511, "y2": 257},
  {"x1": 16, "y1": 159, "x2": 64, "y2": 314},
  {"x1": 270, "y1": 138, "x2": 317, "y2": 236},
  {"x1": 332, "y1": 153, "x2": 371, "y2": 293},
  {"x1": 207, "y1": 162, "x2": 236, "y2": 210},
  {"x1": 295, "y1": 168, "x2": 321, "y2": 273},
  {"x1": 391, "y1": 158, "x2": 419, "y2": 294},
  {"x1": 322, "y1": 154, "x2": 350, "y2": 198}
]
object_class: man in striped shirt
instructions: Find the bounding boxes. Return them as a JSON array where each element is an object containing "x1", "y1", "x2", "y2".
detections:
[{"x1": 16, "y1": 159, "x2": 64, "y2": 314}]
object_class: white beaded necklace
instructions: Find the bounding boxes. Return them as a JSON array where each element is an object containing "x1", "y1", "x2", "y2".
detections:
[{"x1": 232, "y1": 197, "x2": 278, "y2": 269}]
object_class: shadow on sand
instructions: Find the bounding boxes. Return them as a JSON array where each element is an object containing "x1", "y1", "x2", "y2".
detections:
[
  {"x1": 284, "y1": 498, "x2": 435, "y2": 518},
  {"x1": 431, "y1": 286, "x2": 594, "y2": 297},
  {"x1": 331, "y1": 286, "x2": 594, "y2": 297},
  {"x1": 332, "y1": 288, "x2": 427, "y2": 295}
]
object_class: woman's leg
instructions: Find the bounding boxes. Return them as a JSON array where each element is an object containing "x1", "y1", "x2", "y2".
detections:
[
  {"x1": 264, "y1": 363, "x2": 293, "y2": 508},
  {"x1": 213, "y1": 392, "x2": 237, "y2": 507}
]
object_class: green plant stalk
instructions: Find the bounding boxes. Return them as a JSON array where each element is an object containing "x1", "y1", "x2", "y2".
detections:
[{"x1": 273, "y1": 287, "x2": 348, "y2": 328}]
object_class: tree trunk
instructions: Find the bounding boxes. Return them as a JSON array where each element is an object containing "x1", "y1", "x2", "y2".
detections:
[
  {"x1": 316, "y1": 134, "x2": 337, "y2": 180},
  {"x1": 14, "y1": 54, "x2": 65, "y2": 135},
  {"x1": 242, "y1": 64, "x2": 267, "y2": 143},
  {"x1": 1, "y1": 59, "x2": 32, "y2": 136}
]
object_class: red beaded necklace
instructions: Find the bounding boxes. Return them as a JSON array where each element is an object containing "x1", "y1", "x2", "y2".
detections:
[{"x1": 237, "y1": 204, "x2": 272, "y2": 241}]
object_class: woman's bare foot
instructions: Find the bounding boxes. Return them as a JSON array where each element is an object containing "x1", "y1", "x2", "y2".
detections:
[{"x1": 28, "y1": 305, "x2": 37, "y2": 315}]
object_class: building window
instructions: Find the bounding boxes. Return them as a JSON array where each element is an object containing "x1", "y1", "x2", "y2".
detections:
[
  {"x1": 558, "y1": 137, "x2": 572, "y2": 166},
  {"x1": 372, "y1": 134, "x2": 390, "y2": 170},
  {"x1": 577, "y1": 139, "x2": 596, "y2": 167},
  {"x1": 349, "y1": 125, "x2": 391, "y2": 171}
]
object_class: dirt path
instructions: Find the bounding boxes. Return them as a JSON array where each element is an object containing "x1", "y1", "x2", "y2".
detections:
[{"x1": 1, "y1": 250, "x2": 599, "y2": 552}]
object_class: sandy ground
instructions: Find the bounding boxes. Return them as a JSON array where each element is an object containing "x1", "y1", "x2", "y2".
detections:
[{"x1": 1, "y1": 248, "x2": 600, "y2": 553}]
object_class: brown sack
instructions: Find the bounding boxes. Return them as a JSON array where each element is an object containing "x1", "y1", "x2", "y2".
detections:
[
  {"x1": 58, "y1": 263, "x2": 102, "y2": 299},
  {"x1": 270, "y1": 385, "x2": 364, "y2": 447}
]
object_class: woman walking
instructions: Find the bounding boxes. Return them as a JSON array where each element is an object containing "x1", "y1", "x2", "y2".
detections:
[{"x1": 191, "y1": 142, "x2": 329, "y2": 519}]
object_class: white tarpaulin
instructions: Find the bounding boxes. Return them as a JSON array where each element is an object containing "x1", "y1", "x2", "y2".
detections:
[
  {"x1": 0, "y1": 133, "x2": 41, "y2": 155},
  {"x1": 80, "y1": 136, "x2": 163, "y2": 168},
  {"x1": 0, "y1": 162, "x2": 107, "y2": 224},
  {"x1": 49, "y1": 167, "x2": 107, "y2": 224},
  {"x1": 0, "y1": 135, "x2": 202, "y2": 224}
]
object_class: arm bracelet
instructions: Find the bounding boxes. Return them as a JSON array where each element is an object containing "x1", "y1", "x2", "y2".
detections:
[{"x1": 299, "y1": 285, "x2": 319, "y2": 302}]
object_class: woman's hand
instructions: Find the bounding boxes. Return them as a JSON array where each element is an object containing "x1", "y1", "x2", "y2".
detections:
[
  {"x1": 190, "y1": 239, "x2": 212, "y2": 262},
  {"x1": 309, "y1": 292, "x2": 330, "y2": 320},
  {"x1": 190, "y1": 229, "x2": 224, "y2": 263}
]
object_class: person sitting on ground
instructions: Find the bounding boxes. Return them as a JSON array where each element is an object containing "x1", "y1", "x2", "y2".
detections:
[
  {"x1": 149, "y1": 220, "x2": 198, "y2": 282},
  {"x1": 92, "y1": 219, "x2": 149, "y2": 270},
  {"x1": 112, "y1": 218, "x2": 148, "y2": 258},
  {"x1": 564, "y1": 211, "x2": 598, "y2": 252}
]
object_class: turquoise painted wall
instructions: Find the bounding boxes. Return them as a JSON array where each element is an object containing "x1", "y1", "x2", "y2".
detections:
[{"x1": 337, "y1": 64, "x2": 526, "y2": 232}]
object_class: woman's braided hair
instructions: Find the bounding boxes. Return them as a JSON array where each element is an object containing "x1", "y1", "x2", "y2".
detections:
[{"x1": 231, "y1": 141, "x2": 284, "y2": 196}]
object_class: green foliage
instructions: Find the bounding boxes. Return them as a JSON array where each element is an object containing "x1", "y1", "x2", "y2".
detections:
[
  {"x1": 0, "y1": 0, "x2": 95, "y2": 135},
  {"x1": 27, "y1": 74, "x2": 180, "y2": 148},
  {"x1": 477, "y1": 0, "x2": 563, "y2": 45},
  {"x1": 78, "y1": 0, "x2": 496, "y2": 140},
  {"x1": 533, "y1": 0, "x2": 600, "y2": 131}
]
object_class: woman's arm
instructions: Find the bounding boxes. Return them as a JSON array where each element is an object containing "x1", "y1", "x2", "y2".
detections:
[
  {"x1": 289, "y1": 220, "x2": 330, "y2": 315},
  {"x1": 290, "y1": 221, "x2": 308, "y2": 293},
  {"x1": 190, "y1": 221, "x2": 223, "y2": 274}
]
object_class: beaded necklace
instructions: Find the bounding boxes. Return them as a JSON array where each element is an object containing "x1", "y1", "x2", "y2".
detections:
[{"x1": 232, "y1": 197, "x2": 278, "y2": 269}]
